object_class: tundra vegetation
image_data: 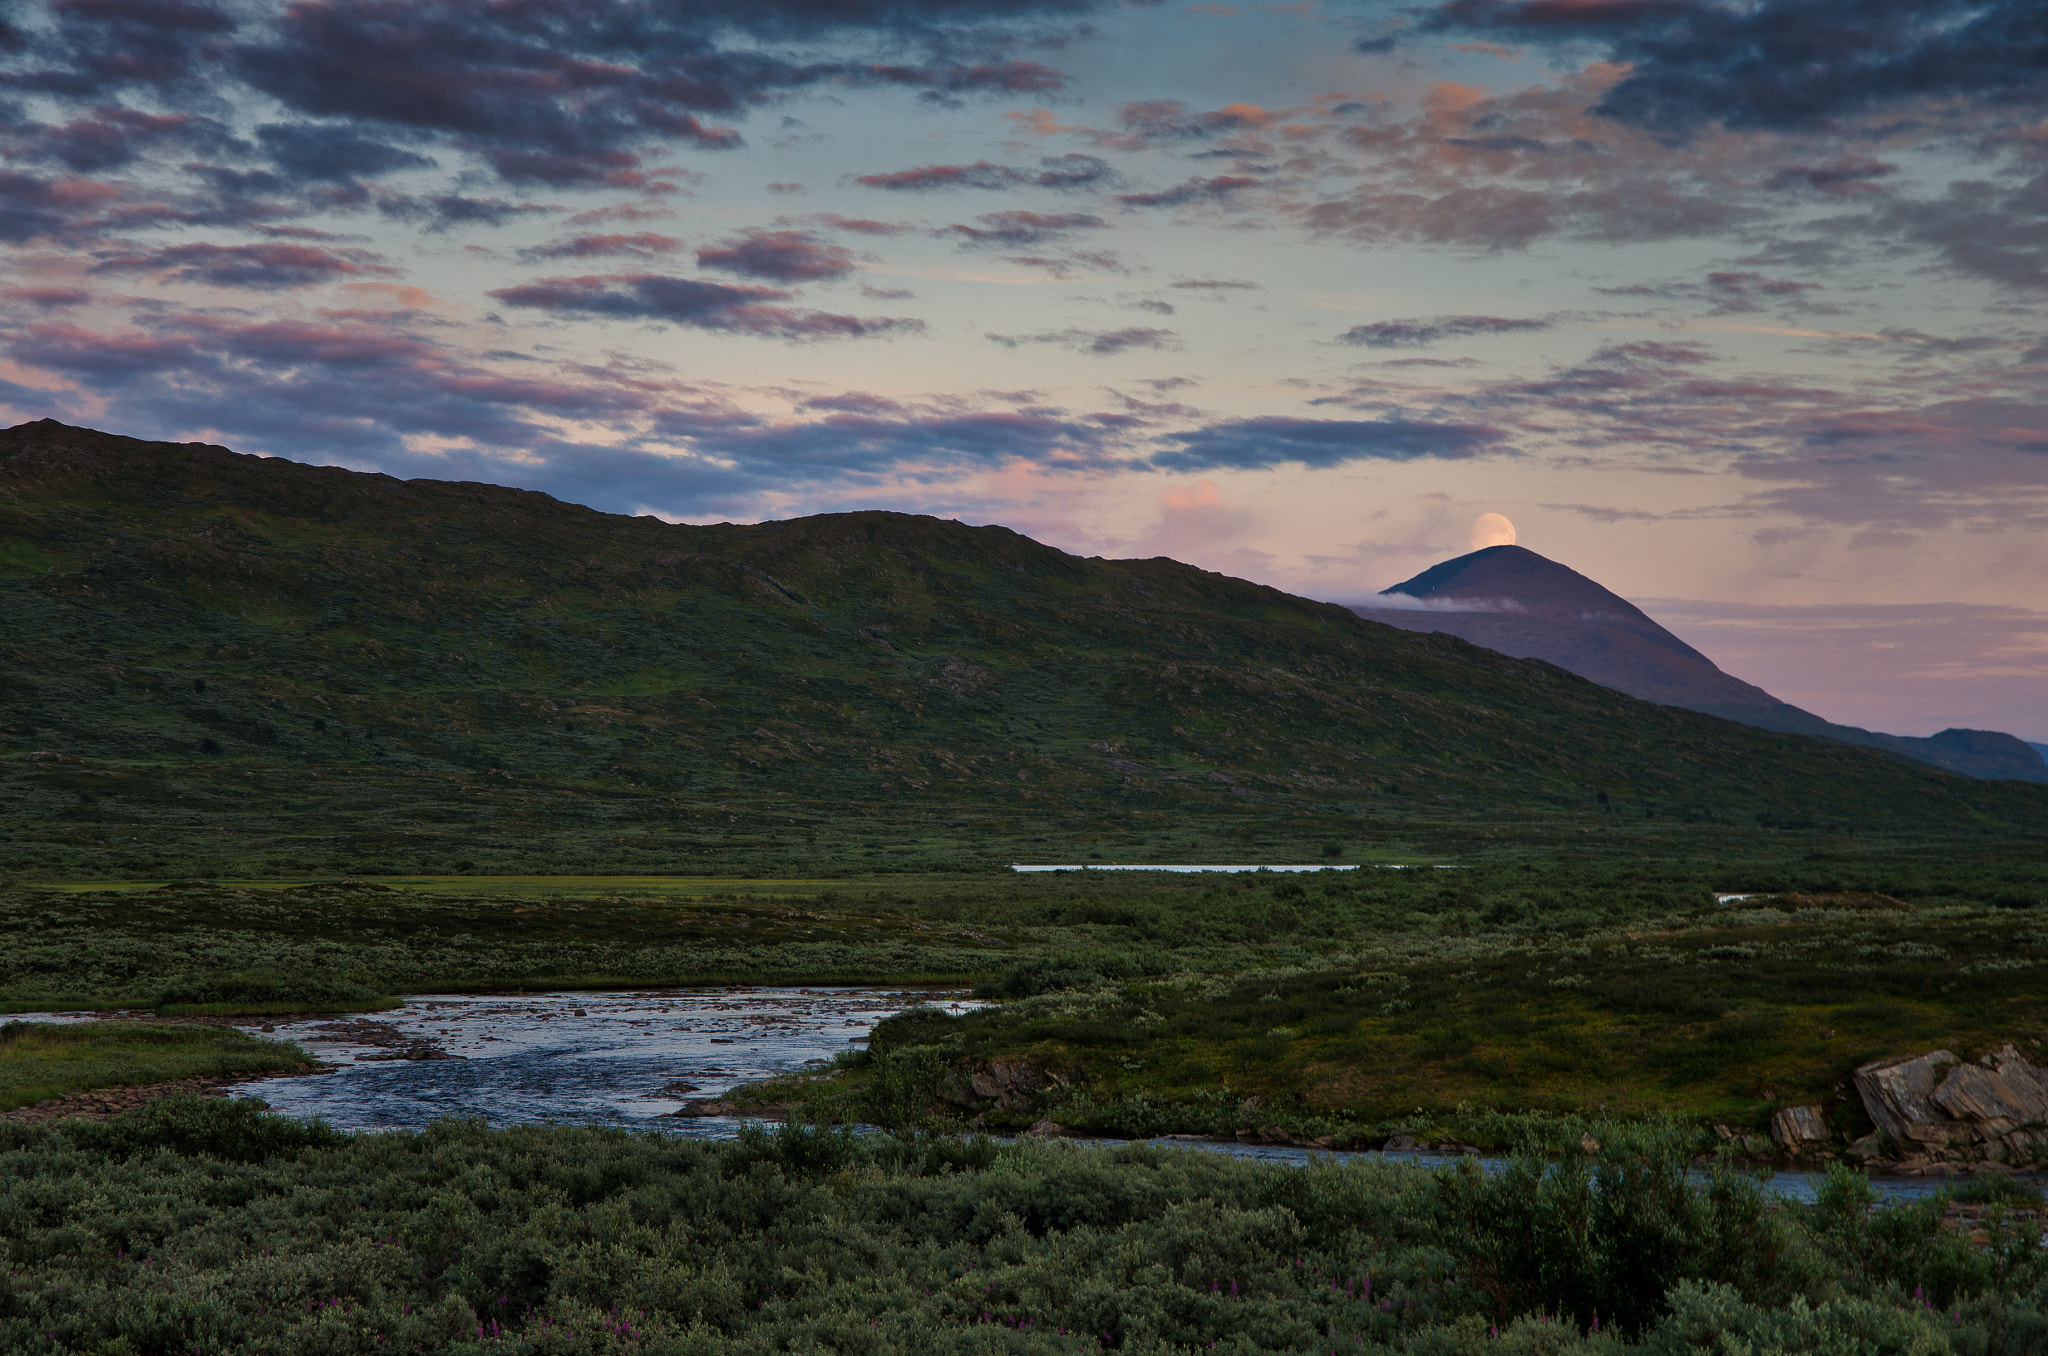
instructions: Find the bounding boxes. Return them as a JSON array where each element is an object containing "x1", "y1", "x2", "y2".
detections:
[
  {"x1": 5, "y1": 1097, "x2": 2048, "y2": 1354},
  {"x1": 8, "y1": 423, "x2": 2048, "y2": 1351},
  {"x1": 6, "y1": 852, "x2": 2045, "y2": 1142},
  {"x1": 0, "y1": 1021, "x2": 309, "y2": 1113},
  {"x1": 5, "y1": 423, "x2": 2046, "y2": 882}
]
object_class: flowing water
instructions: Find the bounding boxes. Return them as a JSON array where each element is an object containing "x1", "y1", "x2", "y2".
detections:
[
  {"x1": 17, "y1": 990, "x2": 1990, "y2": 1200},
  {"x1": 238, "y1": 987, "x2": 975, "y2": 1134}
]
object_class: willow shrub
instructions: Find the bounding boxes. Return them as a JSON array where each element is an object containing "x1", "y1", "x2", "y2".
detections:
[{"x1": 4, "y1": 1099, "x2": 2047, "y2": 1355}]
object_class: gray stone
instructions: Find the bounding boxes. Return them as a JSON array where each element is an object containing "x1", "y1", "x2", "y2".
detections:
[
  {"x1": 1771, "y1": 1105, "x2": 1829, "y2": 1150},
  {"x1": 949, "y1": 1057, "x2": 1062, "y2": 1111},
  {"x1": 1854, "y1": 1049, "x2": 1963, "y2": 1145}
]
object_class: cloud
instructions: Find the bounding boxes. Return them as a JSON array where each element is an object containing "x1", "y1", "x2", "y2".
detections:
[
  {"x1": 4, "y1": 0, "x2": 237, "y2": 98},
  {"x1": 812, "y1": 214, "x2": 915, "y2": 236},
  {"x1": 2, "y1": 107, "x2": 233, "y2": 173},
  {"x1": 1339, "y1": 314, "x2": 1551, "y2": 348},
  {"x1": 487, "y1": 272, "x2": 921, "y2": 340},
  {"x1": 695, "y1": 228, "x2": 855, "y2": 282},
  {"x1": 987, "y1": 326, "x2": 1177, "y2": 354},
  {"x1": 517, "y1": 232, "x2": 684, "y2": 262},
  {"x1": 87, "y1": 240, "x2": 398, "y2": 289},
  {"x1": 377, "y1": 193, "x2": 554, "y2": 231},
  {"x1": 1422, "y1": 0, "x2": 2048, "y2": 136},
  {"x1": 663, "y1": 407, "x2": 1122, "y2": 478},
  {"x1": 0, "y1": 310, "x2": 1118, "y2": 515},
  {"x1": 1116, "y1": 175, "x2": 1259, "y2": 209},
  {"x1": 1, "y1": 286, "x2": 95, "y2": 310},
  {"x1": 855, "y1": 154, "x2": 1115, "y2": 192},
  {"x1": 1151, "y1": 415, "x2": 1507, "y2": 470},
  {"x1": 941, "y1": 210, "x2": 1107, "y2": 247},
  {"x1": 1170, "y1": 278, "x2": 1259, "y2": 290},
  {"x1": 254, "y1": 123, "x2": 437, "y2": 182},
  {"x1": 1142, "y1": 477, "x2": 1257, "y2": 561},
  {"x1": 1863, "y1": 172, "x2": 2048, "y2": 291},
  {"x1": 1763, "y1": 157, "x2": 1898, "y2": 197},
  {"x1": 1115, "y1": 99, "x2": 1277, "y2": 144},
  {"x1": 0, "y1": 0, "x2": 1106, "y2": 201},
  {"x1": 1297, "y1": 75, "x2": 1769, "y2": 250},
  {"x1": 997, "y1": 250, "x2": 1127, "y2": 277}
]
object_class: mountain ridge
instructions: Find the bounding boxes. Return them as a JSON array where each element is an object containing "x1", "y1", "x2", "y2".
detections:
[
  {"x1": 3, "y1": 420, "x2": 2042, "y2": 877},
  {"x1": 1351, "y1": 544, "x2": 2046, "y2": 783}
]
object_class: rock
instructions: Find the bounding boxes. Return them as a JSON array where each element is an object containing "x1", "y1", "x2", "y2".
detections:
[
  {"x1": 1023, "y1": 1119, "x2": 1064, "y2": 1137},
  {"x1": 948, "y1": 1057, "x2": 1062, "y2": 1111},
  {"x1": 1933, "y1": 1045, "x2": 2048, "y2": 1132},
  {"x1": 1382, "y1": 1134, "x2": 1419, "y2": 1152},
  {"x1": 1847, "y1": 1134, "x2": 1883, "y2": 1162},
  {"x1": 1770, "y1": 1105, "x2": 1829, "y2": 1151},
  {"x1": 1855, "y1": 1050, "x2": 1965, "y2": 1146},
  {"x1": 1580, "y1": 1133, "x2": 1600, "y2": 1155},
  {"x1": 1856, "y1": 1044, "x2": 2048, "y2": 1160},
  {"x1": 671, "y1": 1099, "x2": 735, "y2": 1117}
]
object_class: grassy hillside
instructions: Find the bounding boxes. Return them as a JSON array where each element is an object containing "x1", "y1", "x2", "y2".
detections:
[{"x1": 3, "y1": 419, "x2": 2042, "y2": 877}]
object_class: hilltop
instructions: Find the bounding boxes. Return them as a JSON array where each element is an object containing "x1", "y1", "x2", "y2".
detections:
[
  {"x1": 1353, "y1": 545, "x2": 2048, "y2": 782},
  {"x1": 2, "y1": 420, "x2": 2043, "y2": 877}
]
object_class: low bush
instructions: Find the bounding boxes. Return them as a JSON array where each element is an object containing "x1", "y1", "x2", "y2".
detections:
[{"x1": 1, "y1": 1109, "x2": 2041, "y2": 1355}]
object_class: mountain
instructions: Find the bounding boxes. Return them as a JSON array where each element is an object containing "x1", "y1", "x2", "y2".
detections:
[
  {"x1": 3, "y1": 420, "x2": 2043, "y2": 879},
  {"x1": 1350, "y1": 545, "x2": 2048, "y2": 783}
]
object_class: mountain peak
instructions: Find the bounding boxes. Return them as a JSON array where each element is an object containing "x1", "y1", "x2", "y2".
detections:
[
  {"x1": 1385, "y1": 545, "x2": 1662, "y2": 627},
  {"x1": 1359, "y1": 545, "x2": 2047, "y2": 783}
]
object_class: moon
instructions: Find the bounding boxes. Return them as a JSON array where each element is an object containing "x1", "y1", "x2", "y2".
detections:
[{"x1": 1471, "y1": 512, "x2": 1517, "y2": 550}]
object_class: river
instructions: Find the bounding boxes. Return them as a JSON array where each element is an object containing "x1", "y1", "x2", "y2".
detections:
[{"x1": 18, "y1": 989, "x2": 1988, "y2": 1201}]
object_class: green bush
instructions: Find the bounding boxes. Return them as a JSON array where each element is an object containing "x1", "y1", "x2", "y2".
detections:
[
  {"x1": 152, "y1": 968, "x2": 390, "y2": 1013},
  {"x1": 4, "y1": 1109, "x2": 2047, "y2": 1355},
  {"x1": 1434, "y1": 1134, "x2": 1793, "y2": 1336}
]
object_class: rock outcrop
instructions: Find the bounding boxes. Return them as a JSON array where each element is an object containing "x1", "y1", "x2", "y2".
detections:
[
  {"x1": 944, "y1": 1057, "x2": 1066, "y2": 1112},
  {"x1": 1855, "y1": 1044, "x2": 2048, "y2": 1161},
  {"x1": 1770, "y1": 1105, "x2": 1828, "y2": 1151}
]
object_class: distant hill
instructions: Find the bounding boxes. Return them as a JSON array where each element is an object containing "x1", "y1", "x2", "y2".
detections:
[
  {"x1": 3, "y1": 420, "x2": 2043, "y2": 878},
  {"x1": 1350, "y1": 545, "x2": 2048, "y2": 783}
]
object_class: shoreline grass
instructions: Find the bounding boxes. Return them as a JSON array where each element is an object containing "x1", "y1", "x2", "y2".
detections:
[{"x1": 0, "y1": 1020, "x2": 313, "y2": 1111}]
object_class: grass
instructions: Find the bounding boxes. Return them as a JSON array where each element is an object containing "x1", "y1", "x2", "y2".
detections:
[
  {"x1": 6, "y1": 855, "x2": 2046, "y2": 1132},
  {"x1": 0, "y1": 1020, "x2": 312, "y2": 1111},
  {"x1": 24, "y1": 874, "x2": 914, "y2": 898},
  {"x1": 742, "y1": 889, "x2": 2048, "y2": 1144}
]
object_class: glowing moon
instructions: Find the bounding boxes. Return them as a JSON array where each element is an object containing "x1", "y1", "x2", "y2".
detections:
[{"x1": 1471, "y1": 513, "x2": 1517, "y2": 550}]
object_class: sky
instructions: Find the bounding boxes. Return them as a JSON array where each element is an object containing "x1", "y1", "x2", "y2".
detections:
[{"x1": 2, "y1": 0, "x2": 2046, "y2": 741}]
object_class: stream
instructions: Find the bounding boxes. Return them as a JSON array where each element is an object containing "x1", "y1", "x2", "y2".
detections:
[{"x1": 20, "y1": 990, "x2": 1995, "y2": 1201}]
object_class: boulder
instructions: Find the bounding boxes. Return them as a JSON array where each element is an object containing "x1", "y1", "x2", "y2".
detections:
[
  {"x1": 1855, "y1": 1044, "x2": 2048, "y2": 1159},
  {"x1": 1932, "y1": 1045, "x2": 2048, "y2": 1132},
  {"x1": 946, "y1": 1057, "x2": 1063, "y2": 1111},
  {"x1": 1023, "y1": 1119, "x2": 1064, "y2": 1137},
  {"x1": 1854, "y1": 1050, "x2": 1964, "y2": 1146},
  {"x1": 1770, "y1": 1105, "x2": 1829, "y2": 1151}
]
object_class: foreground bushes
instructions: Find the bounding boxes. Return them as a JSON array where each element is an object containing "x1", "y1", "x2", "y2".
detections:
[{"x1": 2, "y1": 1099, "x2": 2045, "y2": 1354}]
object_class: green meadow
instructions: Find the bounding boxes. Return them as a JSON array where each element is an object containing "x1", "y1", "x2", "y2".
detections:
[{"x1": 7, "y1": 847, "x2": 2046, "y2": 1142}]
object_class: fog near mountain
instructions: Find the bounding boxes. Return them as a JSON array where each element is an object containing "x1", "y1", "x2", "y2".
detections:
[{"x1": 1348, "y1": 546, "x2": 2048, "y2": 784}]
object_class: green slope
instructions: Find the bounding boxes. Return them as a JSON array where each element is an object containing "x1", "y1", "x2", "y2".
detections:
[{"x1": 1, "y1": 418, "x2": 2041, "y2": 876}]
